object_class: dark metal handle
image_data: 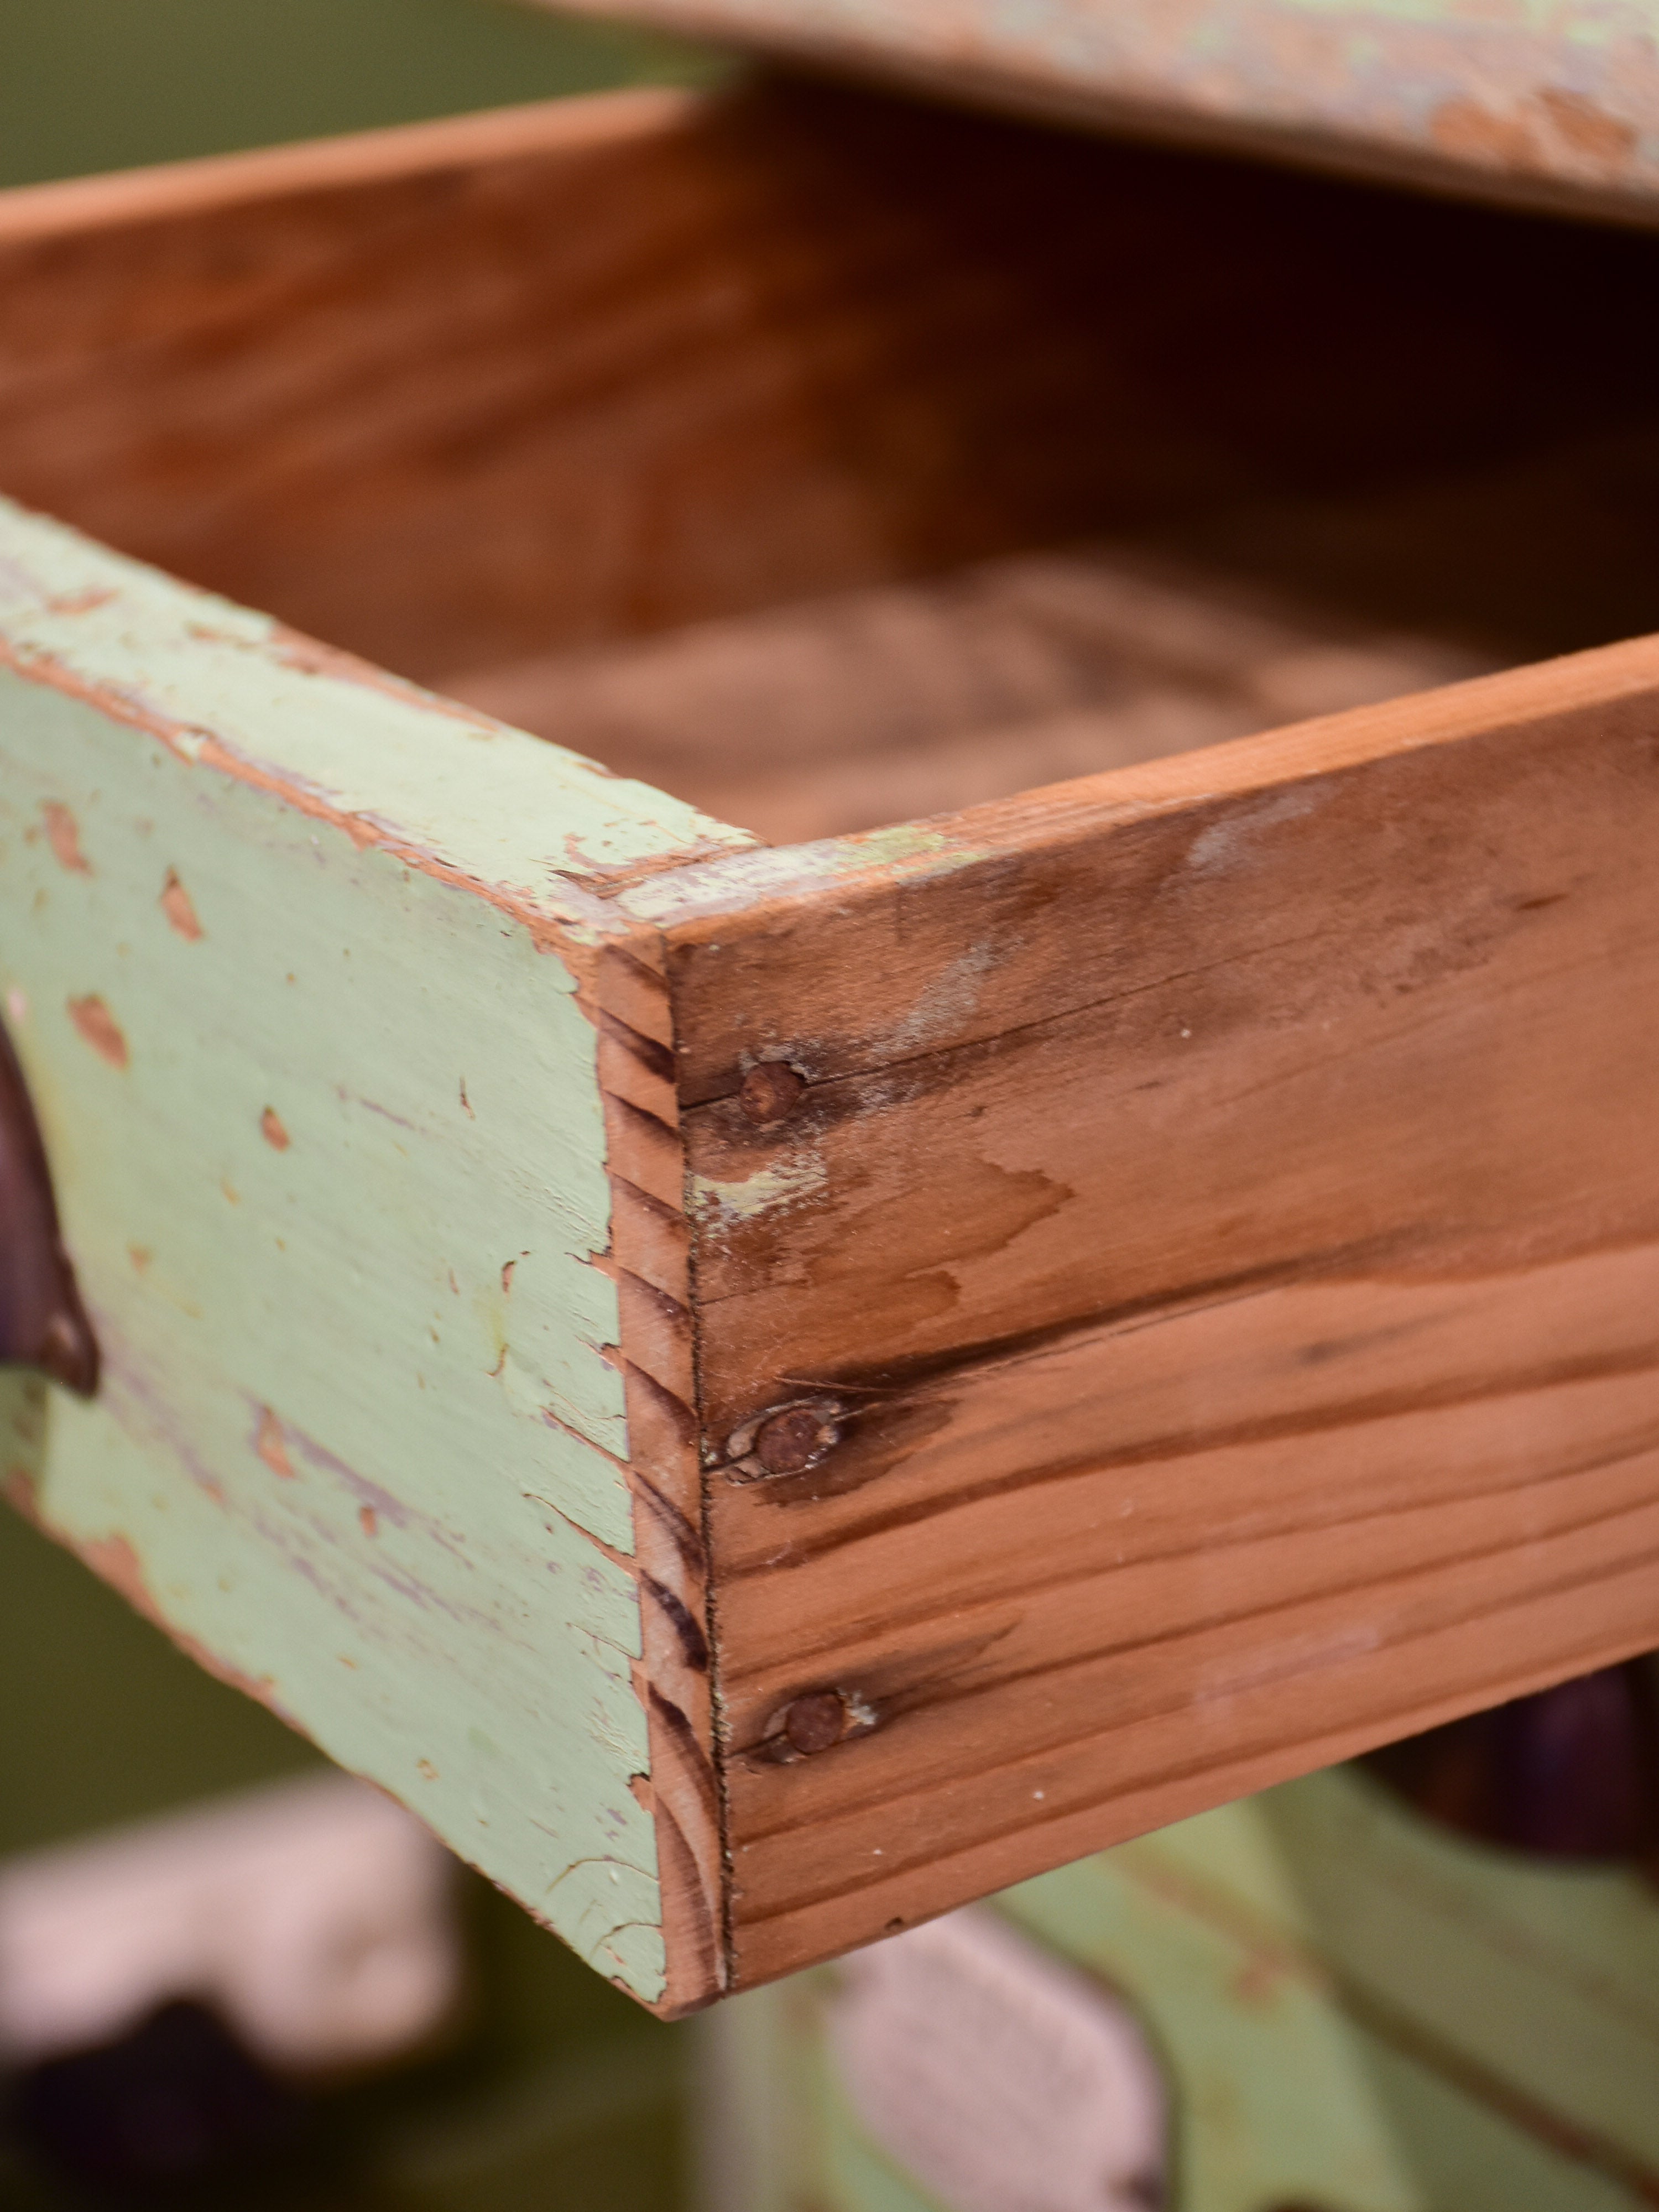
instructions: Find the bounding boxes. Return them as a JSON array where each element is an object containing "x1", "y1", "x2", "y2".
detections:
[
  {"x1": 1365, "y1": 1658, "x2": 1659, "y2": 1862},
  {"x1": 0, "y1": 1015, "x2": 98, "y2": 1395}
]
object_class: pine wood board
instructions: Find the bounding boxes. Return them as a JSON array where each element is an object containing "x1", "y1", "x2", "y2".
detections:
[
  {"x1": 8, "y1": 76, "x2": 1659, "y2": 686},
  {"x1": 619, "y1": 638, "x2": 1659, "y2": 1986}
]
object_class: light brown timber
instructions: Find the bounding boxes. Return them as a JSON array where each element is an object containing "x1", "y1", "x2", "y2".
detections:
[
  {"x1": 592, "y1": 936, "x2": 728, "y2": 2012},
  {"x1": 629, "y1": 638, "x2": 1659, "y2": 1985}
]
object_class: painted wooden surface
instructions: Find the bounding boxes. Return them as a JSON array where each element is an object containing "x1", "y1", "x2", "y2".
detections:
[
  {"x1": 0, "y1": 495, "x2": 750, "y2": 2012},
  {"x1": 544, "y1": 0, "x2": 1659, "y2": 226},
  {"x1": 704, "y1": 1762, "x2": 1659, "y2": 2208}
]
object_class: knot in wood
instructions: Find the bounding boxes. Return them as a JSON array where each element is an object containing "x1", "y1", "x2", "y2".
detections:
[
  {"x1": 782, "y1": 1691, "x2": 851, "y2": 1756},
  {"x1": 738, "y1": 1060, "x2": 805, "y2": 1127},
  {"x1": 754, "y1": 1405, "x2": 836, "y2": 1475}
]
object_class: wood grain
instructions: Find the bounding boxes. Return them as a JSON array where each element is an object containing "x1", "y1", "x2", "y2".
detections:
[
  {"x1": 618, "y1": 637, "x2": 1659, "y2": 1987},
  {"x1": 593, "y1": 933, "x2": 728, "y2": 2012}
]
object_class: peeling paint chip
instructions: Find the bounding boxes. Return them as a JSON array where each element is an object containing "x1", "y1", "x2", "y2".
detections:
[
  {"x1": 160, "y1": 868, "x2": 204, "y2": 941},
  {"x1": 67, "y1": 995, "x2": 127, "y2": 1069},
  {"x1": 256, "y1": 1407, "x2": 294, "y2": 1480},
  {"x1": 260, "y1": 1107, "x2": 290, "y2": 1151},
  {"x1": 43, "y1": 805, "x2": 91, "y2": 875}
]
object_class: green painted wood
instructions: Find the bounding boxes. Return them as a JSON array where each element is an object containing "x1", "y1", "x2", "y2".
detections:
[
  {"x1": 704, "y1": 1767, "x2": 1659, "y2": 2209},
  {"x1": 0, "y1": 1499, "x2": 692, "y2": 2209},
  {"x1": 1254, "y1": 1765, "x2": 1659, "y2": 2172},
  {"x1": 0, "y1": 497, "x2": 753, "y2": 2007},
  {"x1": 1001, "y1": 1782, "x2": 1658, "y2": 2209}
]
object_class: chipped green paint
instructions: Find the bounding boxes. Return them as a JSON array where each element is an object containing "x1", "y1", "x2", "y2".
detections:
[
  {"x1": 0, "y1": 500, "x2": 748, "y2": 920},
  {"x1": 546, "y1": 0, "x2": 1659, "y2": 222},
  {"x1": 0, "y1": 498, "x2": 753, "y2": 2005}
]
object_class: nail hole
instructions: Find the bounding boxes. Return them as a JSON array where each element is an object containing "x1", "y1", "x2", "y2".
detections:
[{"x1": 739, "y1": 1061, "x2": 805, "y2": 1127}]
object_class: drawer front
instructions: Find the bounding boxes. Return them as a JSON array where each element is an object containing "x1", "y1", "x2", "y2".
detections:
[{"x1": 0, "y1": 496, "x2": 747, "y2": 2015}]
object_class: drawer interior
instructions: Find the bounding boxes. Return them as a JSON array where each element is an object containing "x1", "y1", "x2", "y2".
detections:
[
  {"x1": 441, "y1": 546, "x2": 1492, "y2": 842},
  {"x1": 5, "y1": 75, "x2": 1659, "y2": 841}
]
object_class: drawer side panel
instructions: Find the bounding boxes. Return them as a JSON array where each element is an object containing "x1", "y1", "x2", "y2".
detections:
[{"x1": 638, "y1": 636, "x2": 1659, "y2": 1987}]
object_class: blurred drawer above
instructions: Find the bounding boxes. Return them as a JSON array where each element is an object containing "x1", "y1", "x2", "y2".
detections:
[{"x1": 539, "y1": 0, "x2": 1659, "y2": 226}]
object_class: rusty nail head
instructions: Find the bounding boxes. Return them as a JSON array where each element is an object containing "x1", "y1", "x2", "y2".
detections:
[
  {"x1": 784, "y1": 1691, "x2": 849, "y2": 1755},
  {"x1": 754, "y1": 1406, "x2": 836, "y2": 1475},
  {"x1": 739, "y1": 1061, "x2": 805, "y2": 1128}
]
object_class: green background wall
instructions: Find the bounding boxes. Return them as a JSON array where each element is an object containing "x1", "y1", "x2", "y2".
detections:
[{"x1": 0, "y1": 0, "x2": 725, "y2": 190}]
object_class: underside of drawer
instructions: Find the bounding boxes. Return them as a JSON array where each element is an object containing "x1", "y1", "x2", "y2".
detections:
[{"x1": 3, "y1": 77, "x2": 1659, "y2": 2013}]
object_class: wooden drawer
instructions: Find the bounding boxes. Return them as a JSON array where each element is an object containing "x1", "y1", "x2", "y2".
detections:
[{"x1": 4, "y1": 75, "x2": 1659, "y2": 2017}]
